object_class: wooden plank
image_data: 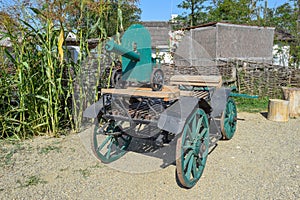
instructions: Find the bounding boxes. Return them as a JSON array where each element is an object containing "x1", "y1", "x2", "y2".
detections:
[
  {"x1": 180, "y1": 90, "x2": 209, "y2": 98},
  {"x1": 170, "y1": 81, "x2": 221, "y2": 87},
  {"x1": 102, "y1": 87, "x2": 180, "y2": 100},
  {"x1": 170, "y1": 75, "x2": 222, "y2": 83},
  {"x1": 194, "y1": 91, "x2": 209, "y2": 98},
  {"x1": 180, "y1": 90, "x2": 194, "y2": 96},
  {"x1": 170, "y1": 75, "x2": 222, "y2": 88}
]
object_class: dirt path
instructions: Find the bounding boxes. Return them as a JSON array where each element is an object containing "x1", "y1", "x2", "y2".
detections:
[{"x1": 0, "y1": 112, "x2": 299, "y2": 199}]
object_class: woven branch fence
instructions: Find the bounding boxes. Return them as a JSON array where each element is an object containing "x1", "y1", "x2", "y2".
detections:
[{"x1": 163, "y1": 60, "x2": 300, "y2": 98}]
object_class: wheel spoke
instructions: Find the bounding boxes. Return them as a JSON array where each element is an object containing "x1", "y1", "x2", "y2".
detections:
[
  {"x1": 184, "y1": 151, "x2": 194, "y2": 169},
  {"x1": 199, "y1": 127, "x2": 208, "y2": 139},
  {"x1": 195, "y1": 115, "x2": 203, "y2": 135},
  {"x1": 192, "y1": 157, "x2": 198, "y2": 177},
  {"x1": 186, "y1": 154, "x2": 194, "y2": 179},
  {"x1": 97, "y1": 135, "x2": 112, "y2": 151},
  {"x1": 105, "y1": 140, "x2": 113, "y2": 159},
  {"x1": 183, "y1": 144, "x2": 194, "y2": 150},
  {"x1": 92, "y1": 121, "x2": 131, "y2": 163},
  {"x1": 192, "y1": 116, "x2": 197, "y2": 134},
  {"x1": 186, "y1": 125, "x2": 193, "y2": 140}
]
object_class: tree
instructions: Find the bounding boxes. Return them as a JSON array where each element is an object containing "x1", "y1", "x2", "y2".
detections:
[
  {"x1": 207, "y1": 0, "x2": 254, "y2": 24},
  {"x1": 103, "y1": 1, "x2": 141, "y2": 37},
  {"x1": 262, "y1": 1, "x2": 299, "y2": 66},
  {"x1": 176, "y1": 0, "x2": 209, "y2": 27}
]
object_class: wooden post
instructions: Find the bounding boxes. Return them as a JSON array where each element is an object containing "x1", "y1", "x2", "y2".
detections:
[
  {"x1": 267, "y1": 99, "x2": 289, "y2": 122},
  {"x1": 282, "y1": 87, "x2": 300, "y2": 118}
]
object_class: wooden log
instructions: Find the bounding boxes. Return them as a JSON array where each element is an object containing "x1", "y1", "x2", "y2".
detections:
[
  {"x1": 282, "y1": 87, "x2": 300, "y2": 118},
  {"x1": 267, "y1": 99, "x2": 289, "y2": 122}
]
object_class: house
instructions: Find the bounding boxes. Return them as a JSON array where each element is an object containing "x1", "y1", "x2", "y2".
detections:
[
  {"x1": 173, "y1": 22, "x2": 275, "y2": 67},
  {"x1": 273, "y1": 29, "x2": 295, "y2": 67},
  {"x1": 142, "y1": 22, "x2": 275, "y2": 66},
  {"x1": 141, "y1": 21, "x2": 172, "y2": 63}
]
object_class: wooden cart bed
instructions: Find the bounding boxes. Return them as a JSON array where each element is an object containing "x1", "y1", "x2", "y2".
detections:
[{"x1": 102, "y1": 86, "x2": 180, "y2": 101}]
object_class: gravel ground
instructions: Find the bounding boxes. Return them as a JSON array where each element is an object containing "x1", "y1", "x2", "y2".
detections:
[{"x1": 0, "y1": 112, "x2": 299, "y2": 200}]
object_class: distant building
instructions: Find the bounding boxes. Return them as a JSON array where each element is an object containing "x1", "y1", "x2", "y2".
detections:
[
  {"x1": 171, "y1": 14, "x2": 178, "y2": 23},
  {"x1": 142, "y1": 21, "x2": 172, "y2": 63},
  {"x1": 174, "y1": 22, "x2": 275, "y2": 67},
  {"x1": 142, "y1": 22, "x2": 275, "y2": 66},
  {"x1": 273, "y1": 29, "x2": 295, "y2": 67}
]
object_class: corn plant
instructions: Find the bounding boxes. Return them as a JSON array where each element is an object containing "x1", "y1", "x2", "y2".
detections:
[{"x1": 0, "y1": 0, "x2": 139, "y2": 139}]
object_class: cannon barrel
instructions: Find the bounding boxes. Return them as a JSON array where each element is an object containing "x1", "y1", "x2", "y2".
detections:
[{"x1": 105, "y1": 39, "x2": 140, "y2": 62}]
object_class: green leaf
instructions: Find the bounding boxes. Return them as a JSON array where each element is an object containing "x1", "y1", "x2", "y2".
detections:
[
  {"x1": 4, "y1": 49, "x2": 17, "y2": 65},
  {"x1": 35, "y1": 95, "x2": 49, "y2": 102},
  {"x1": 22, "y1": 62, "x2": 29, "y2": 70},
  {"x1": 30, "y1": 7, "x2": 46, "y2": 19}
]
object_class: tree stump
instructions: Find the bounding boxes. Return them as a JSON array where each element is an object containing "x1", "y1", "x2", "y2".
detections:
[
  {"x1": 267, "y1": 99, "x2": 289, "y2": 122},
  {"x1": 282, "y1": 87, "x2": 300, "y2": 118}
]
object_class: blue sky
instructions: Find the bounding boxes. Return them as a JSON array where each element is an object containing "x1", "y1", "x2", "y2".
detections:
[{"x1": 139, "y1": 0, "x2": 289, "y2": 21}]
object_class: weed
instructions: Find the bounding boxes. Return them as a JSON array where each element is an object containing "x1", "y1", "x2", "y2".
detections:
[
  {"x1": 59, "y1": 167, "x2": 69, "y2": 171},
  {"x1": 38, "y1": 145, "x2": 61, "y2": 154},
  {"x1": 0, "y1": 151, "x2": 14, "y2": 167},
  {"x1": 0, "y1": 142, "x2": 26, "y2": 167},
  {"x1": 90, "y1": 163, "x2": 104, "y2": 169},
  {"x1": 78, "y1": 168, "x2": 91, "y2": 179},
  {"x1": 17, "y1": 175, "x2": 47, "y2": 187}
]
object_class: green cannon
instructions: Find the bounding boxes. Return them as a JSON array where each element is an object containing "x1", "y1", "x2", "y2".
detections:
[{"x1": 105, "y1": 24, "x2": 164, "y2": 91}]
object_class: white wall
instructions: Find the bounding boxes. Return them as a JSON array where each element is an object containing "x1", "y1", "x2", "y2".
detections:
[{"x1": 273, "y1": 44, "x2": 290, "y2": 67}]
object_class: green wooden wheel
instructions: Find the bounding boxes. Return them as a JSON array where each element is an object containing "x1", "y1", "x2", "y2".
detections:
[
  {"x1": 176, "y1": 108, "x2": 209, "y2": 188},
  {"x1": 92, "y1": 120, "x2": 132, "y2": 163},
  {"x1": 221, "y1": 98, "x2": 237, "y2": 140}
]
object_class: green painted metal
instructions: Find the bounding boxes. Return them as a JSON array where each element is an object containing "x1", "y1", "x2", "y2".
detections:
[
  {"x1": 92, "y1": 121, "x2": 132, "y2": 163},
  {"x1": 176, "y1": 108, "x2": 209, "y2": 188},
  {"x1": 105, "y1": 24, "x2": 154, "y2": 83},
  {"x1": 105, "y1": 39, "x2": 140, "y2": 61},
  {"x1": 221, "y1": 98, "x2": 237, "y2": 140},
  {"x1": 230, "y1": 93, "x2": 259, "y2": 99}
]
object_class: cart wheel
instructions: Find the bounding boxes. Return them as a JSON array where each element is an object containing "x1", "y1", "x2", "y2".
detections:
[
  {"x1": 221, "y1": 98, "x2": 237, "y2": 140},
  {"x1": 176, "y1": 108, "x2": 209, "y2": 188},
  {"x1": 111, "y1": 69, "x2": 122, "y2": 88},
  {"x1": 150, "y1": 68, "x2": 164, "y2": 91},
  {"x1": 92, "y1": 120, "x2": 132, "y2": 163}
]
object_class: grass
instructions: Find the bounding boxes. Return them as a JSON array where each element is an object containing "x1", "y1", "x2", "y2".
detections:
[
  {"x1": 38, "y1": 145, "x2": 61, "y2": 154},
  {"x1": 0, "y1": 142, "x2": 26, "y2": 167},
  {"x1": 17, "y1": 175, "x2": 47, "y2": 187},
  {"x1": 233, "y1": 97, "x2": 269, "y2": 113},
  {"x1": 78, "y1": 168, "x2": 91, "y2": 179}
]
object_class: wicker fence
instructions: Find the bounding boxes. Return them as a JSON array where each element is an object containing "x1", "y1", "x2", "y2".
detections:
[
  {"x1": 219, "y1": 60, "x2": 300, "y2": 98},
  {"x1": 163, "y1": 60, "x2": 300, "y2": 98}
]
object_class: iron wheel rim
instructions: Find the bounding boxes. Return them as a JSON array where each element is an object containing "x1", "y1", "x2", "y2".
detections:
[
  {"x1": 221, "y1": 98, "x2": 237, "y2": 140},
  {"x1": 176, "y1": 108, "x2": 209, "y2": 188}
]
